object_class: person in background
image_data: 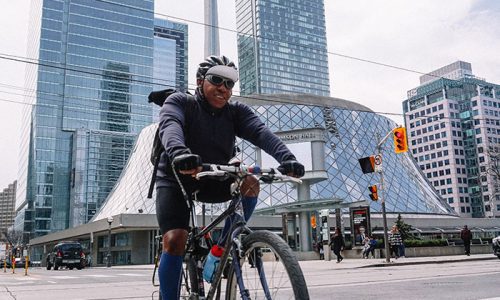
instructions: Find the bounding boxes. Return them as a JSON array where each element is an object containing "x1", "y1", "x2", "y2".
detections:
[
  {"x1": 389, "y1": 225, "x2": 403, "y2": 259},
  {"x1": 362, "y1": 235, "x2": 376, "y2": 259},
  {"x1": 330, "y1": 227, "x2": 345, "y2": 263},
  {"x1": 460, "y1": 225, "x2": 472, "y2": 256}
]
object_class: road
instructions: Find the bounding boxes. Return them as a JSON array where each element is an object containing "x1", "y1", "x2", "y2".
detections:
[
  {"x1": 1, "y1": 259, "x2": 499, "y2": 299},
  {"x1": 302, "y1": 259, "x2": 500, "y2": 299}
]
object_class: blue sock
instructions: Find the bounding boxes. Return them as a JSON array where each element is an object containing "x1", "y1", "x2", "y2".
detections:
[
  {"x1": 242, "y1": 196, "x2": 258, "y2": 221},
  {"x1": 159, "y1": 252, "x2": 183, "y2": 300},
  {"x1": 219, "y1": 196, "x2": 258, "y2": 244}
]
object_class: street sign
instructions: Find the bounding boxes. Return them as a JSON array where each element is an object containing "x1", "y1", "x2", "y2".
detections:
[{"x1": 374, "y1": 154, "x2": 382, "y2": 173}]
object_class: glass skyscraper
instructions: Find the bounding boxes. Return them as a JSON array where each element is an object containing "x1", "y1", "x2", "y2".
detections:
[
  {"x1": 16, "y1": 0, "x2": 156, "y2": 238},
  {"x1": 153, "y1": 18, "x2": 188, "y2": 92},
  {"x1": 235, "y1": 0, "x2": 330, "y2": 96}
]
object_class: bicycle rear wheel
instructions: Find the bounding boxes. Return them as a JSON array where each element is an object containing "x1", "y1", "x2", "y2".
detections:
[
  {"x1": 179, "y1": 255, "x2": 200, "y2": 300},
  {"x1": 225, "y1": 230, "x2": 309, "y2": 300}
]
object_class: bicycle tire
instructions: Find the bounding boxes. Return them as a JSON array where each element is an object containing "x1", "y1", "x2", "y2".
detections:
[{"x1": 225, "y1": 230, "x2": 309, "y2": 300}]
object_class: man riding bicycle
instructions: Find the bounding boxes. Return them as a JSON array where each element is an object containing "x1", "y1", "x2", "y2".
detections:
[{"x1": 155, "y1": 55, "x2": 305, "y2": 300}]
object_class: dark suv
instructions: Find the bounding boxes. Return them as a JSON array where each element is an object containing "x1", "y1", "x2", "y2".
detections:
[{"x1": 46, "y1": 241, "x2": 85, "y2": 270}]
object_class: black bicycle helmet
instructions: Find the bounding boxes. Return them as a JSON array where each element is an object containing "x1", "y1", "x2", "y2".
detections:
[{"x1": 196, "y1": 55, "x2": 237, "y2": 80}]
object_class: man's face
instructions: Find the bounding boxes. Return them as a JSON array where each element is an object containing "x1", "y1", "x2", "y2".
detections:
[{"x1": 201, "y1": 76, "x2": 233, "y2": 109}]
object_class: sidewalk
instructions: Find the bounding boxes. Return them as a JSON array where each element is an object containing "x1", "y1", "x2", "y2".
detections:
[
  {"x1": 312, "y1": 253, "x2": 497, "y2": 269},
  {"x1": 93, "y1": 253, "x2": 497, "y2": 272}
]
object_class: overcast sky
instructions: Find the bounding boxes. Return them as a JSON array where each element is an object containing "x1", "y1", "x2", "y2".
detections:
[{"x1": 0, "y1": 0, "x2": 499, "y2": 188}]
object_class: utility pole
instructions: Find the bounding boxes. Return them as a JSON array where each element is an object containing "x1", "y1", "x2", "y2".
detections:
[{"x1": 376, "y1": 131, "x2": 393, "y2": 263}]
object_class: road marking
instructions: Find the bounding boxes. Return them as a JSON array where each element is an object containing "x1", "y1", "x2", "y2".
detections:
[
  {"x1": 82, "y1": 274, "x2": 114, "y2": 278},
  {"x1": 13, "y1": 277, "x2": 40, "y2": 281},
  {"x1": 47, "y1": 280, "x2": 57, "y2": 283},
  {"x1": 49, "y1": 276, "x2": 79, "y2": 279},
  {"x1": 117, "y1": 273, "x2": 144, "y2": 277}
]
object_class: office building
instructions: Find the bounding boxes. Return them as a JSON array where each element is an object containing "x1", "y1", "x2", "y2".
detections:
[
  {"x1": 15, "y1": 0, "x2": 155, "y2": 239},
  {"x1": 235, "y1": 0, "x2": 330, "y2": 96},
  {"x1": 0, "y1": 181, "x2": 17, "y2": 235},
  {"x1": 403, "y1": 61, "x2": 500, "y2": 218}
]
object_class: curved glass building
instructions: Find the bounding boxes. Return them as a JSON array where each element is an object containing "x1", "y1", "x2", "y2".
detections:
[{"x1": 93, "y1": 94, "x2": 456, "y2": 221}]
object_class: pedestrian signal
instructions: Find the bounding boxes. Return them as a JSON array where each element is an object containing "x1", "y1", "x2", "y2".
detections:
[
  {"x1": 311, "y1": 215, "x2": 317, "y2": 229},
  {"x1": 368, "y1": 185, "x2": 378, "y2": 201},
  {"x1": 358, "y1": 156, "x2": 375, "y2": 174},
  {"x1": 393, "y1": 127, "x2": 408, "y2": 153}
]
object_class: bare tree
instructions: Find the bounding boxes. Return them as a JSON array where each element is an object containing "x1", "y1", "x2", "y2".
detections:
[
  {"x1": 483, "y1": 144, "x2": 500, "y2": 216},
  {"x1": 5, "y1": 229, "x2": 25, "y2": 248}
]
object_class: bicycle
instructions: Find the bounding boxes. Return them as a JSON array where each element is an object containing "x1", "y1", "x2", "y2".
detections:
[{"x1": 153, "y1": 158, "x2": 310, "y2": 300}]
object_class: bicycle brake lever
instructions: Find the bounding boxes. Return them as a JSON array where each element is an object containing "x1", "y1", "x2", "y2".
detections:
[
  {"x1": 260, "y1": 175, "x2": 274, "y2": 184},
  {"x1": 196, "y1": 170, "x2": 226, "y2": 179}
]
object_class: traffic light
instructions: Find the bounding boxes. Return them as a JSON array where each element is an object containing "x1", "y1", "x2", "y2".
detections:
[
  {"x1": 393, "y1": 127, "x2": 408, "y2": 153},
  {"x1": 368, "y1": 185, "x2": 378, "y2": 201},
  {"x1": 358, "y1": 156, "x2": 375, "y2": 174}
]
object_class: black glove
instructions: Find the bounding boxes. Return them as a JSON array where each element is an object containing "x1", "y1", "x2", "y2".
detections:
[
  {"x1": 172, "y1": 154, "x2": 202, "y2": 171},
  {"x1": 278, "y1": 160, "x2": 305, "y2": 177}
]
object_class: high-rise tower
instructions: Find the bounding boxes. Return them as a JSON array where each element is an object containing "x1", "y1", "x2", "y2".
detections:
[
  {"x1": 16, "y1": 0, "x2": 155, "y2": 238},
  {"x1": 403, "y1": 61, "x2": 500, "y2": 218},
  {"x1": 235, "y1": 0, "x2": 330, "y2": 96},
  {"x1": 204, "y1": 0, "x2": 220, "y2": 57}
]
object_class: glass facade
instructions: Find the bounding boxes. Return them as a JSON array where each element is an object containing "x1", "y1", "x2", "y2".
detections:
[
  {"x1": 153, "y1": 18, "x2": 188, "y2": 92},
  {"x1": 93, "y1": 94, "x2": 455, "y2": 222},
  {"x1": 235, "y1": 0, "x2": 330, "y2": 96},
  {"x1": 17, "y1": 0, "x2": 156, "y2": 237}
]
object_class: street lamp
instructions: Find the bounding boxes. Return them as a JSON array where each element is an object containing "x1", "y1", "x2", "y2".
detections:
[{"x1": 106, "y1": 216, "x2": 113, "y2": 268}]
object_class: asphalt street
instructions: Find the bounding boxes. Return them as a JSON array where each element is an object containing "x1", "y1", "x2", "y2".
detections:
[{"x1": 1, "y1": 253, "x2": 499, "y2": 300}]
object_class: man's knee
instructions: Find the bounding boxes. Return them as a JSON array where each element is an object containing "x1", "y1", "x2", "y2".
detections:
[
  {"x1": 163, "y1": 229, "x2": 188, "y2": 255},
  {"x1": 241, "y1": 176, "x2": 260, "y2": 197}
]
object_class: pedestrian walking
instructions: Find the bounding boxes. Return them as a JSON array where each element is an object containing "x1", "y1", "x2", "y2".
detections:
[
  {"x1": 460, "y1": 225, "x2": 472, "y2": 256},
  {"x1": 330, "y1": 228, "x2": 345, "y2": 263},
  {"x1": 389, "y1": 225, "x2": 404, "y2": 259}
]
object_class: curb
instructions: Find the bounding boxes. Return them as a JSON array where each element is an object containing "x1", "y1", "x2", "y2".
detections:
[{"x1": 359, "y1": 255, "x2": 498, "y2": 268}]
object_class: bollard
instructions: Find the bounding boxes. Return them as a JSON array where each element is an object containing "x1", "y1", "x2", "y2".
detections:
[
  {"x1": 3, "y1": 258, "x2": 5, "y2": 272},
  {"x1": 25, "y1": 255, "x2": 29, "y2": 276},
  {"x1": 12, "y1": 255, "x2": 15, "y2": 274}
]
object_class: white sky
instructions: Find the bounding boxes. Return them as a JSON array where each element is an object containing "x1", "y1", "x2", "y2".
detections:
[{"x1": 0, "y1": 0, "x2": 499, "y2": 188}]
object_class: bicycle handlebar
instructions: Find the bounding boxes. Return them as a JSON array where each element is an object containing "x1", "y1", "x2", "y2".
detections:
[{"x1": 196, "y1": 163, "x2": 303, "y2": 184}]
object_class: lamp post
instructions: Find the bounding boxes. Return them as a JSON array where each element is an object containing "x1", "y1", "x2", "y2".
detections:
[{"x1": 106, "y1": 216, "x2": 113, "y2": 267}]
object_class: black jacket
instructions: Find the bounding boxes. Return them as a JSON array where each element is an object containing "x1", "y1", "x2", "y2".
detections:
[{"x1": 156, "y1": 91, "x2": 296, "y2": 188}]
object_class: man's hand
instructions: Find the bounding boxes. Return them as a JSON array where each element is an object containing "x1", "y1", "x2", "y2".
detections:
[
  {"x1": 172, "y1": 154, "x2": 202, "y2": 176},
  {"x1": 278, "y1": 160, "x2": 305, "y2": 178}
]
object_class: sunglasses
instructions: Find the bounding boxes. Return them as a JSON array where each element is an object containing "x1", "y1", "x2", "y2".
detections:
[{"x1": 205, "y1": 75, "x2": 235, "y2": 89}]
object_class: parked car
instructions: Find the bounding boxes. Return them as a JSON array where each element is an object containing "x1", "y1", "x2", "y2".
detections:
[
  {"x1": 46, "y1": 241, "x2": 85, "y2": 270},
  {"x1": 493, "y1": 236, "x2": 500, "y2": 259}
]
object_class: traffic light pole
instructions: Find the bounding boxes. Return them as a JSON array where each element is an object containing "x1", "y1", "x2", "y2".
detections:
[{"x1": 376, "y1": 131, "x2": 394, "y2": 263}]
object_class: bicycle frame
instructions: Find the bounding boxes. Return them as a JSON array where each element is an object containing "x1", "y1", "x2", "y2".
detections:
[{"x1": 185, "y1": 186, "x2": 254, "y2": 299}]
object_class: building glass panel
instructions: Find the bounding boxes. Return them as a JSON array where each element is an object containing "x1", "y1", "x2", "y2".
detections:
[{"x1": 236, "y1": 0, "x2": 330, "y2": 96}]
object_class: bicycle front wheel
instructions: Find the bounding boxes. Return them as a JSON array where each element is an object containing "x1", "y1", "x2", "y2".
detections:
[{"x1": 225, "y1": 230, "x2": 309, "y2": 300}]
